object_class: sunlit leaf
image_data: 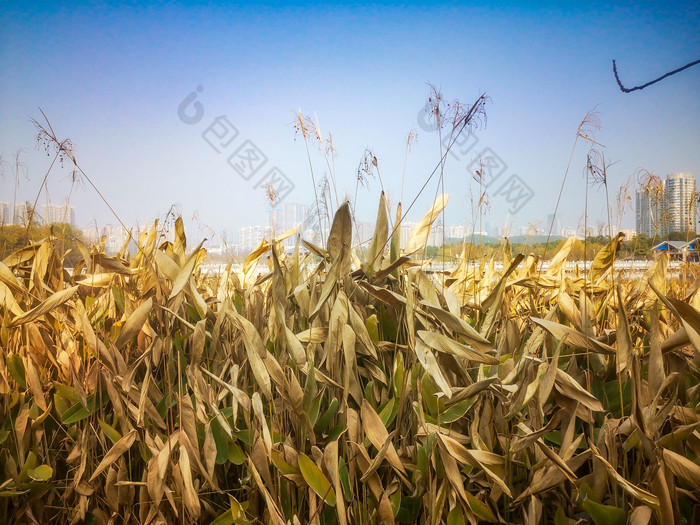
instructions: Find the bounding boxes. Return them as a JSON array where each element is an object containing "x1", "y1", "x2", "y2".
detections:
[{"x1": 298, "y1": 453, "x2": 336, "y2": 506}]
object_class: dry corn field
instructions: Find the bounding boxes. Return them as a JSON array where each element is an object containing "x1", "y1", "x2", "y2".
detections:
[{"x1": 2, "y1": 193, "x2": 700, "y2": 525}]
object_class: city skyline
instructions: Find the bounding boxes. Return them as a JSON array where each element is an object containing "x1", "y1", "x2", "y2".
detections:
[
  {"x1": 6, "y1": 177, "x2": 695, "y2": 257},
  {"x1": 0, "y1": 200, "x2": 76, "y2": 227},
  {"x1": 2, "y1": 144, "x2": 695, "y2": 253},
  {"x1": 233, "y1": 200, "x2": 641, "y2": 256}
]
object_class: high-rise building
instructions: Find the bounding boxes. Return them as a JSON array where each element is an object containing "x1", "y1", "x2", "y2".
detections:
[
  {"x1": 599, "y1": 224, "x2": 619, "y2": 237},
  {"x1": 0, "y1": 201, "x2": 10, "y2": 225},
  {"x1": 576, "y1": 225, "x2": 600, "y2": 238},
  {"x1": 355, "y1": 222, "x2": 374, "y2": 246},
  {"x1": 41, "y1": 203, "x2": 76, "y2": 226},
  {"x1": 268, "y1": 202, "x2": 308, "y2": 234},
  {"x1": 636, "y1": 173, "x2": 695, "y2": 237},
  {"x1": 400, "y1": 221, "x2": 416, "y2": 249},
  {"x1": 239, "y1": 225, "x2": 273, "y2": 254},
  {"x1": 449, "y1": 225, "x2": 468, "y2": 239},
  {"x1": 427, "y1": 222, "x2": 445, "y2": 247},
  {"x1": 546, "y1": 214, "x2": 563, "y2": 237},
  {"x1": 664, "y1": 173, "x2": 695, "y2": 234},
  {"x1": 13, "y1": 202, "x2": 33, "y2": 226},
  {"x1": 268, "y1": 202, "x2": 309, "y2": 248},
  {"x1": 636, "y1": 188, "x2": 663, "y2": 237},
  {"x1": 484, "y1": 220, "x2": 498, "y2": 238},
  {"x1": 81, "y1": 226, "x2": 101, "y2": 245},
  {"x1": 102, "y1": 224, "x2": 130, "y2": 254}
]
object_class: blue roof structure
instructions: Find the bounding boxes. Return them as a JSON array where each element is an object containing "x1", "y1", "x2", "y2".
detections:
[{"x1": 651, "y1": 240, "x2": 686, "y2": 252}]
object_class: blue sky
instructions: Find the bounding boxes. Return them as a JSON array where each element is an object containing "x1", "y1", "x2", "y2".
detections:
[{"x1": 1, "y1": 1, "x2": 698, "y2": 242}]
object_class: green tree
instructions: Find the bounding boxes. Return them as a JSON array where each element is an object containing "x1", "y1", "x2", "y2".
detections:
[{"x1": 0, "y1": 222, "x2": 85, "y2": 267}]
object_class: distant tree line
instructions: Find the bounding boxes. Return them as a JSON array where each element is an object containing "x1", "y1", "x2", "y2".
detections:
[
  {"x1": 0, "y1": 223, "x2": 85, "y2": 267},
  {"x1": 425, "y1": 231, "x2": 698, "y2": 261}
]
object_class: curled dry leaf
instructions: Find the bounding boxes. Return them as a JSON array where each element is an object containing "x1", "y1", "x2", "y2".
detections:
[{"x1": 89, "y1": 429, "x2": 138, "y2": 482}]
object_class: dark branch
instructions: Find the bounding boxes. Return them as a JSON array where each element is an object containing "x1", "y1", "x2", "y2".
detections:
[{"x1": 613, "y1": 58, "x2": 700, "y2": 93}]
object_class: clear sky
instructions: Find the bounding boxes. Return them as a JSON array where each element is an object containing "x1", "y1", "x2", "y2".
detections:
[{"x1": 1, "y1": 1, "x2": 698, "y2": 243}]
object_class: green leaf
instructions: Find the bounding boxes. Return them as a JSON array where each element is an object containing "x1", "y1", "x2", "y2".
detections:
[
  {"x1": 19, "y1": 451, "x2": 38, "y2": 482},
  {"x1": 211, "y1": 417, "x2": 230, "y2": 465},
  {"x1": 447, "y1": 506, "x2": 465, "y2": 525},
  {"x1": 233, "y1": 430, "x2": 254, "y2": 447},
  {"x1": 303, "y1": 360, "x2": 317, "y2": 413},
  {"x1": 28, "y1": 464, "x2": 53, "y2": 481},
  {"x1": 396, "y1": 496, "x2": 420, "y2": 523},
  {"x1": 53, "y1": 394, "x2": 71, "y2": 419},
  {"x1": 210, "y1": 510, "x2": 235, "y2": 525},
  {"x1": 419, "y1": 374, "x2": 440, "y2": 416},
  {"x1": 554, "y1": 506, "x2": 569, "y2": 525},
  {"x1": 227, "y1": 441, "x2": 246, "y2": 465},
  {"x1": 61, "y1": 394, "x2": 108, "y2": 425},
  {"x1": 308, "y1": 394, "x2": 322, "y2": 428},
  {"x1": 393, "y1": 352, "x2": 405, "y2": 397},
  {"x1": 390, "y1": 489, "x2": 401, "y2": 517},
  {"x1": 298, "y1": 453, "x2": 336, "y2": 506},
  {"x1": 53, "y1": 382, "x2": 81, "y2": 404},
  {"x1": 6, "y1": 354, "x2": 26, "y2": 388},
  {"x1": 61, "y1": 404, "x2": 90, "y2": 425},
  {"x1": 415, "y1": 444, "x2": 428, "y2": 485},
  {"x1": 326, "y1": 424, "x2": 345, "y2": 442},
  {"x1": 591, "y1": 376, "x2": 632, "y2": 419},
  {"x1": 438, "y1": 397, "x2": 476, "y2": 425},
  {"x1": 233, "y1": 294, "x2": 243, "y2": 314},
  {"x1": 111, "y1": 284, "x2": 125, "y2": 313},
  {"x1": 579, "y1": 481, "x2": 599, "y2": 504},
  {"x1": 339, "y1": 456, "x2": 353, "y2": 502},
  {"x1": 583, "y1": 499, "x2": 626, "y2": 525},
  {"x1": 81, "y1": 513, "x2": 98, "y2": 525},
  {"x1": 99, "y1": 419, "x2": 122, "y2": 445},
  {"x1": 363, "y1": 381, "x2": 375, "y2": 407},
  {"x1": 0, "y1": 490, "x2": 29, "y2": 497},
  {"x1": 314, "y1": 397, "x2": 339, "y2": 434},
  {"x1": 378, "y1": 398, "x2": 397, "y2": 427},
  {"x1": 366, "y1": 314, "x2": 379, "y2": 344},
  {"x1": 270, "y1": 449, "x2": 299, "y2": 476},
  {"x1": 465, "y1": 492, "x2": 498, "y2": 523}
]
